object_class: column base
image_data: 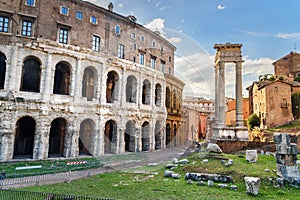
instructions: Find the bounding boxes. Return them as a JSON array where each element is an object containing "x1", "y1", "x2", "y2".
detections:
[{"x1": 212, "y1": 126, "x2": 249, "y2": 141}]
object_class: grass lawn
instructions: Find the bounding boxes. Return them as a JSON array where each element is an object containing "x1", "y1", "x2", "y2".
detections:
[{"x1": 20, "y1": 152, "x2": 300, "y2": 200}]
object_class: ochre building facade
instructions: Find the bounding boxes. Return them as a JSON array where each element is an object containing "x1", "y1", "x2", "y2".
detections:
[{"x1": 0, "y1": 0, "x2": 184, "y2": 161}]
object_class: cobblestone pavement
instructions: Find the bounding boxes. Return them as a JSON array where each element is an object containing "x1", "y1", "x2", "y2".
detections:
[{"x1": 1, "y1": 146, "x2": 193, "y2": 189}]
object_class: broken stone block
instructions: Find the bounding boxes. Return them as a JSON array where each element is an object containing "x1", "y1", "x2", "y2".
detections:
[
  {"x1": 244, "y1": 177, "x2": 260, "y2": 195},
  {"x1": 218, "y1": 183, "x2": 228, "y2": 188},
  {"x1": 171, "y1": 173, "x2": 180, "y2": 179},
  {"x1": 229, "y1": 185, "x2": 238, "y2": 190},
  {"x1": 246, "y1": 150, "x2": 258, "y2": 163},
  {"x1": 165, "y1": 164, "x2": 177, "y2": 169},
  {"x1": 274, "y1": 133, "x2": 290, "y2": 145},
  {"x1": 207, "y1": 143, "x2": 222, "y2": 153},
  {"x1": 164, "y1": 171, "x2": 174, "y2": 177},
  {"x1": 208, "y1": 180, "x2": 214, "y2": 187},
  {"x1": 187, "y1": 179, "x2": 193, "y2": 184},
  {"x1": 178, "y1": 159, "x2": 189, "y2": 164},
  {"x1": 276, "y1": 143, "x2": 298, "y2": 155}
]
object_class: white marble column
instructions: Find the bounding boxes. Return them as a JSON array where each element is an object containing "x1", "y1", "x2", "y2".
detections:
[
  {"x1": 235, "y1": 62, "x2": 244, "y2": 126},
  {"x1": 214, "y1": 63, "x2": 219, "y2": 124},
  {"x1": 218, "y1": 62, "x2": 226, "y2": 126},
  {"x1": 73, "y1": 58, "x2": 82, "y2": 101},
  {"x1": 8, "y1": 46, "x2": 19, "y2": 91}
]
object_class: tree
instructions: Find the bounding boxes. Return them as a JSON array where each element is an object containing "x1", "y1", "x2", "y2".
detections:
[{"x1": 247, "y1": 114, "x2": 261, "y2": 130}]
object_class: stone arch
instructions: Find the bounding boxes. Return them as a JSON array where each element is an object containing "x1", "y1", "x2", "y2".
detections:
[
  {"x1": 165, "y1": 87, "x2": 171, "y2": 108},
  {"x1": 124, "y1": 120, "x2": 136, "y2": 152},
  {"x1": 155, "y1": 83, "x2": 162, "y2": 107},
  {"x1": 82, "y1": 67, "x2": 97, "y2": 101},
  {"x1": 79, "y1": 119, "x2": 95, "y2": 156},
  {"x1": 48, "y1": 118, "x2": 67, "y2": 157},
  {"x1": 165, "y1": 123, "x2": 171, "y2": 147},
  {"x1": 142, "y1": 121, "x2": 150, "y2": 151},
  {"x1": 53, "y1": 61, "x2": 71, "y2": 95},
  {"x1": 155, "y1": 120, "x2": 162, "y2": 150},
  {"x1": 126, "y1": 75, "x2": 137, "y2": 103},
  {"x1": 104, "y1": 120, "x2": 118, "y2": 153},
  {"x1": 0, "y1": 52, "x2": 7, "y2": 89},
  {"x1": 106, "y1": 71, "x2": 119, "y2": 103},
  {"x1": 20, "y1": 56, "x2": 41, "y2": 93},
  {"x1": 142, "y1": 79, "x2": 151, "y2": 105},
  {"x1": 13, "y1": 116, "x2": 36, "y2": 158}
]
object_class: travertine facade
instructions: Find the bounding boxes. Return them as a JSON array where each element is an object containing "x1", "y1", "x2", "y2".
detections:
[{"x1": 0, "y1": 0, "x2": 184, "y2": 161}]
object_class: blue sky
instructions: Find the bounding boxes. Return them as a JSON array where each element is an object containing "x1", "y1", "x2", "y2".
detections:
[{"x1": 87, "y1": 0, "x2": 300, "y2": 99}]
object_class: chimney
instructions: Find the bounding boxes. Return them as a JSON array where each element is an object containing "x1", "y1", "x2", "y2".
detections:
[{"x1": 108, "y1": 3, "x2": 113, "y2": 12}]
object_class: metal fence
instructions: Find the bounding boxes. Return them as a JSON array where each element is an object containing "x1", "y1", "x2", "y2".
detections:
[
  {"x1": 0, "y1": 166, "x2": 114, "y2": 189},
  {"x1": 0, "y1": 189, "x2": 115, "y2": 200}
]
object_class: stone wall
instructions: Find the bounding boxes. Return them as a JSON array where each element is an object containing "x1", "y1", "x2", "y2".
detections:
[{"x1": 216, "y1": 141, "x2": 276, "y2": 153}]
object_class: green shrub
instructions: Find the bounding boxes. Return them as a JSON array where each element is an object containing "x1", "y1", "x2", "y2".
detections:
[{"x1": 247, "y1": 113, "x2": 261, "y2": 130}]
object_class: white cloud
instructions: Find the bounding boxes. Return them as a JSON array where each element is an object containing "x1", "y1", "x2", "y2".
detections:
[
  {"x1": 175, "y1": 52, "x2": 274, "y2": 98},
  {"x1": 145, "y1": 18, "x2": 166, "y2": 35},
  {"x1": 168, "y1": 37, "x2": 181, "y2": 44},
  {"x1": 276, "y1": 32, "x2": 300, "y2": 39},
  {"x1": 118, "y1": 3, "x2": 123, "y2": 8},
  {"x1": 217, "y1": 4, "x2": 225, "y2": 10}
]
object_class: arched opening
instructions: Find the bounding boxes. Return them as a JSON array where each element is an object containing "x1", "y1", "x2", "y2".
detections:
[
  {"x1": 165, "y1": 123, "x2": 171, "y2": 147},
  {"x1": 48, "y1": 118, "x2": 66, "y2": 157},
  {"x1": 165, "y1": 87, "x2": 171, "y2": 108},
  {"x1": 82, "y1": 67, "x2": 96, "y2": 101},
  {"x1": 53, "y1": 61, "x2": 71, "y2": 95},
  {"x1": 79, "y1": 119, "x2": 95, "y2": 156},
  {"x1": 142, "y1": 121, "x2": 150, "y2": 151},
  {"x1": 20, "y1": 56, "x2": 41, "y2": 93},
  {"x1": 155, "y1": 83, "x2": 162, "y2": 107},
  {"x1": 124, "y1": 121, "x2": 135, "y2": 152},
  {"x1": 104, "y1": 120, "x2": 117, "y2": 154},
  {"x1": 126, "y1": 75, "x2": 137, "y2": 103},
  {"x1": 174, "y1": 124, "x2": 177, "y2": 147},
  {"x1": 106, "y1": 71, "x2": 119, "y2": 103},
  {"x1": 173, "y1": 90, "x2": 177, "y2": 109},
  {"x1": 142, "y1": 79, "x2": 151, "y2": 105},
  {"x1": 0, "y1": 52, "x2": 7, "y2": 89},
  {"x1": 155, "y1": 121, "x2": 162, "y2": 150},
  {"x1": 13, "y1": 116, "x2": 36, "y2": 158}
]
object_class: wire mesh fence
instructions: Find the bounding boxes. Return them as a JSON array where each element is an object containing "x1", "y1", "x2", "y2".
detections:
[{"x1": 0, "y1": 189, "x2": 115, "y2": 200}]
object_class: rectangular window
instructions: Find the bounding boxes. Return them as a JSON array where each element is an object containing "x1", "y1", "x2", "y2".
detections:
[
  {"x1": 152, "y1": 41, "x2": 156, "y2": 48},
  {"x1": 161, "y1": 60, "x2": 165, "y2": 73},
  {"x1": 139, "y1": 53, "x2": 144, "y2": 65},
  {"x1": 60, "y1": 6, "x2": 69, "y2": 15},
  {"x1": 59, "y1": 28, "x2": 68, "y2": 44},
  {"x1": 169, "y1": 67, "x2": 172, "y2": 75},
  {"x1": 92, "y1": 35, "x2": 100, "y2": 52},
  {"x1": 118, "y1": 44, "x2": 125, "y2": 59},
  {"x1": 140, "y1": 36, "x2": 144, "y2": 42},
  {"x1": 133, "y1": 43, "x2": 137, "y2": 51},
  {"x1": 76, "y1": 11, "x2": 83, "y2": 20},
  {"x1": 26, "y1": 0, "x2": 35, "y2": 6},
  {"x1": 22, "y1": 20, "x2": 32, "y2": 37},
  {"x1": 90, "y1": 16, "x2": 97, "y2": 24},
  {"x1": 0, "y1": 16, "x2": 9, "y2": 33},
  {"x1": 150, "y1": 56, "x2": 156, "y2": 69},
  {"x1": 115, "y1": 25, "x2": 121, "y2": 35},
  {"x1": 131, "y1": 32, "x2": 135, "y2": 39}
]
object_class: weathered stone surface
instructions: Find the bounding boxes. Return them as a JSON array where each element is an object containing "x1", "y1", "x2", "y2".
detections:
[
  {"x1": 207, "y1": 143, "x2": 222, "y2": 153},
  {"x1": 165, "y1": 164, "x2": 177, "y2": 170},
  {"x1": 171, "y1": 173, "x2": 180, "y2": 179},
  {"x1": 185, "y1": 173, "x2": 233, "y2": 183},
  {"x1": 246, "y1": 150, "x2": 258, "y2": 163},
  {"x1": 229, "y1": 185, "x2": 238, "y2": 190},
  {"x1": 276, "y1": 143, "x2": 298, "y2": 155},
  {"x1": 244, "y1": 177, "x2": 260, "y2": 195},
  {"x1": 208, "y1": 180, "x2": 214, "y2": 187},
  {"x1": 196, "y1": 181, "x2": 205, "y2": 186},
  {"x1": 274, "y1": 133, "x2": 290, "y2": 145},
  {"x1": 164, "y1": 171, "x2": 174, "y2": 177}
]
